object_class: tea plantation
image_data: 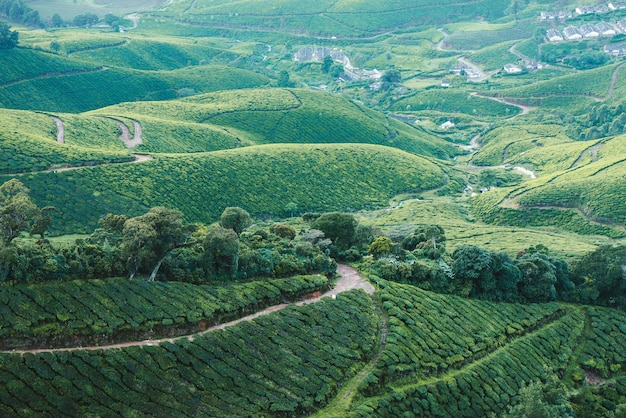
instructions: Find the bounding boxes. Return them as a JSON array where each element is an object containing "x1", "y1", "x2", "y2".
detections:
[{"x1": 2, "y1": 0, "x2": 626, "y2": 415}]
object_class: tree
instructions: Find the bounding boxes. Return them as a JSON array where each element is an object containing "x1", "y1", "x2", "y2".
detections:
[
  {"x1": 402, "y1": 224, "x2": 446, "y2": 258},
  {"x1": 330, "y1": 64, "x2": 344, "y2": 78},
  {"x1": 49, "y1": 41, "x2": 60, "y2": 53},
  {"x1": 204, "y1": 224, "x2": 240, "y2": 278},
  {"x1": 283, "y1": 202, "x2": 298, "y2": 217},
  {"x1": 515, "y1": 253, "x2": 557, "y2": 302},
  {"x1": 220, "y1": 207, "x2": 252, "y2": 235},
  {"x1": 478, "y1": 170, "x2": 497, "y2": 190},
  {"x1": 368, "y1": 236, "x2": 394, "y2": 257},
  {"x1": 277, "y1": 70, "x2": 294, "y2": 87},
  {"x1": 311, "y1": 212, "x2": 358, "y2": 250},
  {"x1": 122, "y1": 207, "x2": 196, "y2": 280},
  {"x1": 0, "y1": 21, "x2": 18, "y2": 49},
  {"x1": 50, "y1": 13, "x2": 63, "y2": 28},
  {"x1": 29, "y1": 206, "x2": 56, "y2": 239},
  {"x1": 0, "y1": 179, "x2": 38, "y2": 245},
  {"x1": 269, "y1": 224, "x2": 296, "y2": 240},
  {"x1": 321, "y1": 55, "x2": 333, "y2": 73},
  {"x1": 571, "y1": 245, "x2": 626, "y2": 308},
  {"x1": 452, "y1": 245, "x2": 495, "y2": 297},
  {"x1": 382, "y1": 69, "x2": 401, "y2": 85}
]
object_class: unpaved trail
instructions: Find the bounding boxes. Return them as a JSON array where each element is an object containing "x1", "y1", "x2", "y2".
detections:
[
  {"x1": 51, "y1": 116, "x2": 64, "y2": 144},
  {"x1": 5, "y1": 154, "x2": 153, "y2": 177},
  {"x1": 115, "y1": 119, "x2": 143, "y2": 148},
  {"x1": 607, "y1": 62, "x2": 626, "y2": 99},
  {"x1": 471, "y1": 92, "x2": 533, "y2": 118},
  {"x1": 6, "y1": 264, "x2": 373, "y2": 355}
]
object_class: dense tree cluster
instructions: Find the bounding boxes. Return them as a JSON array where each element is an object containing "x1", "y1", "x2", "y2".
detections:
[
  {"x1": 0, "y1": 181, "x2": 336, "y2": 283},
  {"x1": 0, "y1": 0, "x2": 41, "y2": 27},
  {"x1": 363, "y1": 224, "x2": 624, "y2": 307},
  {"x1": 0, "y1": 20, "x2": 17, "y2": 49},
  {"x1": 1, "y1": 179, "x2": 623, "y2": 309}
]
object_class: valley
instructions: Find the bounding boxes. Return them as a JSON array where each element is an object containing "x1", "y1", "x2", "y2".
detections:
[{"x1": 1, "y1": 0, "x2": 626, "y2": 416}]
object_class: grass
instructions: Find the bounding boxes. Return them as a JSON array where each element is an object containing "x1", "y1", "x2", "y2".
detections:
[
  {"x1": 6, "y1": 143, "x2": 447, "y2": 234},
  {"x1": 0, "y1": 109, "x2": 131, "y2": 174},
  {"x1": 90, "y1": 88, "x2": 457, "y2": 158},
  {"x1": 357, "y1": 194, "x2": 608, "y2": 260},
  {"x1": 0, "y1": 65, "x2": 269, "y2": 113}
]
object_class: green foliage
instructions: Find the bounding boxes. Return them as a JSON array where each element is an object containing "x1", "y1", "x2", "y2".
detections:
[
  {"x1": 11, "y1": 144, "x2": 445, "y2": 235},
  {"x1": 0, "y1": 0, "x2": 40, "y2": 27},
  {"x1": 165, "y1": 0, "x2": 509, "y2": 36},
  {"x1": 0, "y1": 289, "x2": 376, "y2": 415},
  {"x1": 312, "y1": 212, "x2": 358, "y2": 251},
  {"x1": 203, "y1": 224, "x2": 240, "y2": 279},
  {"x1": 0, "y1": 64, "x2": 268, "y2": 113},
  {"x1": 402, "y1": 224, "x2": 447, "y2": 259},
  {"x1": 0, "y1": 274, "x2": 329, "y2": 347},
  {"x1": 121, "y1": 207, "x2": 195, "y2": 279},
  {"x1": 0, "y1": 179, "x2": 39, "y2": 245},
  {"x1": 0, "y1": 109, "x2": 132, "y2": 174},
  {"x1": 93, "y1": 88, "x2": 455, "y2": 158},
  {"x1": 368, "y1": 236, "x2": 394, "y2": 257},
  {"x1": 494, "y1": 64, "x2": 618, "y2": 99},
  {"x1": 356, "y1": 280, "x2": 567, "y2": 394},
  {"x1": 393, "y1": 90, "x2": 521, "y2": 118},
  {"x1": 571, "y1": 245, "x2": 626, "y2": 309},
  {"x1": 219, "y1": 207, "x2": 252, "y2": 235},
  {"x1": 506, "y1": 376, "x2": 574, "y2": 417},
  {"x1": 0, "y1": 20, "x2": 18, "y2": 48}
]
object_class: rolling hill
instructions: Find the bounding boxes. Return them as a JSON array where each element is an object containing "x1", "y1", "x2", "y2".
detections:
[
  {"x1": 4, "y1": 144, "x2": 446, "y2": 234},
  {"x1": 90, "y1": 88, "x2": 457, "y2": 157}
]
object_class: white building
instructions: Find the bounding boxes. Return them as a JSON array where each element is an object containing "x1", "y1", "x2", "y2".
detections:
[
  {"x1": 604, "y1": 42, "x2": 626, "y2": 56},
  {"x1": 596, "y1": 22, "x2": 618, "y2": 36},
  {"x1": 440, "y1": 121, "x2": 455, "y2": 130},
  {"x1": 546, "y1": 29, "x2": 563, "y2": 42},
  {"x1": 563, "y1": 26, "x2": 583, "y2": 40},
  {"x1": 609, "y1": 2, "x2": 626, "y2": 11},
  {"x1": 581, "y1": 23, "x2": 599, "y2": 38},
  {"x1": 503, "y1": 64, "x2": 522, "y2": 74}
]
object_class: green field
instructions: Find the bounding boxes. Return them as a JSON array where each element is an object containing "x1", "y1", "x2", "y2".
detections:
[
  {"x1": 2, "y1": 0, "x2": 626, "y2": 415},
  {"x1": 4, "y1": 144, "x2": 446, "y2": 234}
]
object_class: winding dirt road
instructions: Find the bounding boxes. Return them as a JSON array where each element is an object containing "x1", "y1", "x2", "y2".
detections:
[
  {"x1": 6, "y1": 264, "x2": 373, "y2": 355},
  {"x1": 51, "y1": 116, "x2": 64, "y2": 144},
  {"x1": 114, "y1": 119, "x2": 143, "y2": 148}
]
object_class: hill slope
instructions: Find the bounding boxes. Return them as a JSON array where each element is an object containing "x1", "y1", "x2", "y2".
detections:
[
  {"x1": 5, "y1": 144, "x2": 446, "y2": 234},
  {"x1": 91, "y1": 88, "x2": 457, "y2": 158}
]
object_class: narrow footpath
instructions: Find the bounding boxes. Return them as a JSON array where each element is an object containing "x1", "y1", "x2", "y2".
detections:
[{"x1": 6, "y1": 265, "x2": 374, "y2": 355}]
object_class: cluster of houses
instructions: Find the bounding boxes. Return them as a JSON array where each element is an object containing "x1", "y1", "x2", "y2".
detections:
[
  {"x1": 545, "y1": 20, "x2": 626, "y2": 42},
  {"x1": 541, "y1": 2, "x2": 626, "y2": 21}
]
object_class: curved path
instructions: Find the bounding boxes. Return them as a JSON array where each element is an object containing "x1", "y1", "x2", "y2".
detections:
[
  {"x1": 471, "y1": 92, "x2": 533, "y2": 118},
  {"x1": 114, "y1": 119, "x2": 143, "y2": 149},
  {"x1": 6, "y1": 264, "x2": 373, "y2": 355},
  {"x1": 5, "y1": 154, "x2": 153, "y2": 177},
  {"x1": 51, "y1": 116, "x2": 64, "y2": 144}
]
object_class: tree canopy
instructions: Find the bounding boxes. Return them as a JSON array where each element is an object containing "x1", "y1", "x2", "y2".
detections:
[
  {"x1": 0, "y1": 20, "x2": 18, "y2": 49},
  {"x1": 220, "y1": 207, "x2": 252, "y2": 235},
  {"x1": 0, "y1": 179, "x2": 38, "y2": 245},
  {"x1": 311, "y1": 212, "x2": 358, "y2": 250},
  {"x1": 121, "y1": 207, "x2": 196, "y2": 280}
]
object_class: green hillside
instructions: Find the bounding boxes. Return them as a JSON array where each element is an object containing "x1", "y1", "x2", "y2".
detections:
[
  {"x1": 0, "y1": 62, "x2": 268, "y2": 112},
  {"x1": 0, "y1": 289, "x2": 378, "y2": 416},
  {"x1": 1, "y1": 279, "x2": 624, "y2": 416},
  {"x1": 0, "y1": 275, "x2": 328, "y2": 349},
  {"x1": 469, "y1": 134, "x2": 626, "y2": 236},
  {"x1": 160, "y1": 0, "x2": 509, "y2": 36},
  {"x1": 91, "y1": 88, "x2": 457, "y2": 157},
  {"x1": 5, "y1": 144, "x2": 446, "y2": 234},
  {"x1": 0, "y1": 109, "x2": 131, "y2": 174}
]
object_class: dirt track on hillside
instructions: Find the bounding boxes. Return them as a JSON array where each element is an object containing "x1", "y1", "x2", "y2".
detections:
[{"x1": 5, "y1": 265, "x2": 373, "y2": 355}]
